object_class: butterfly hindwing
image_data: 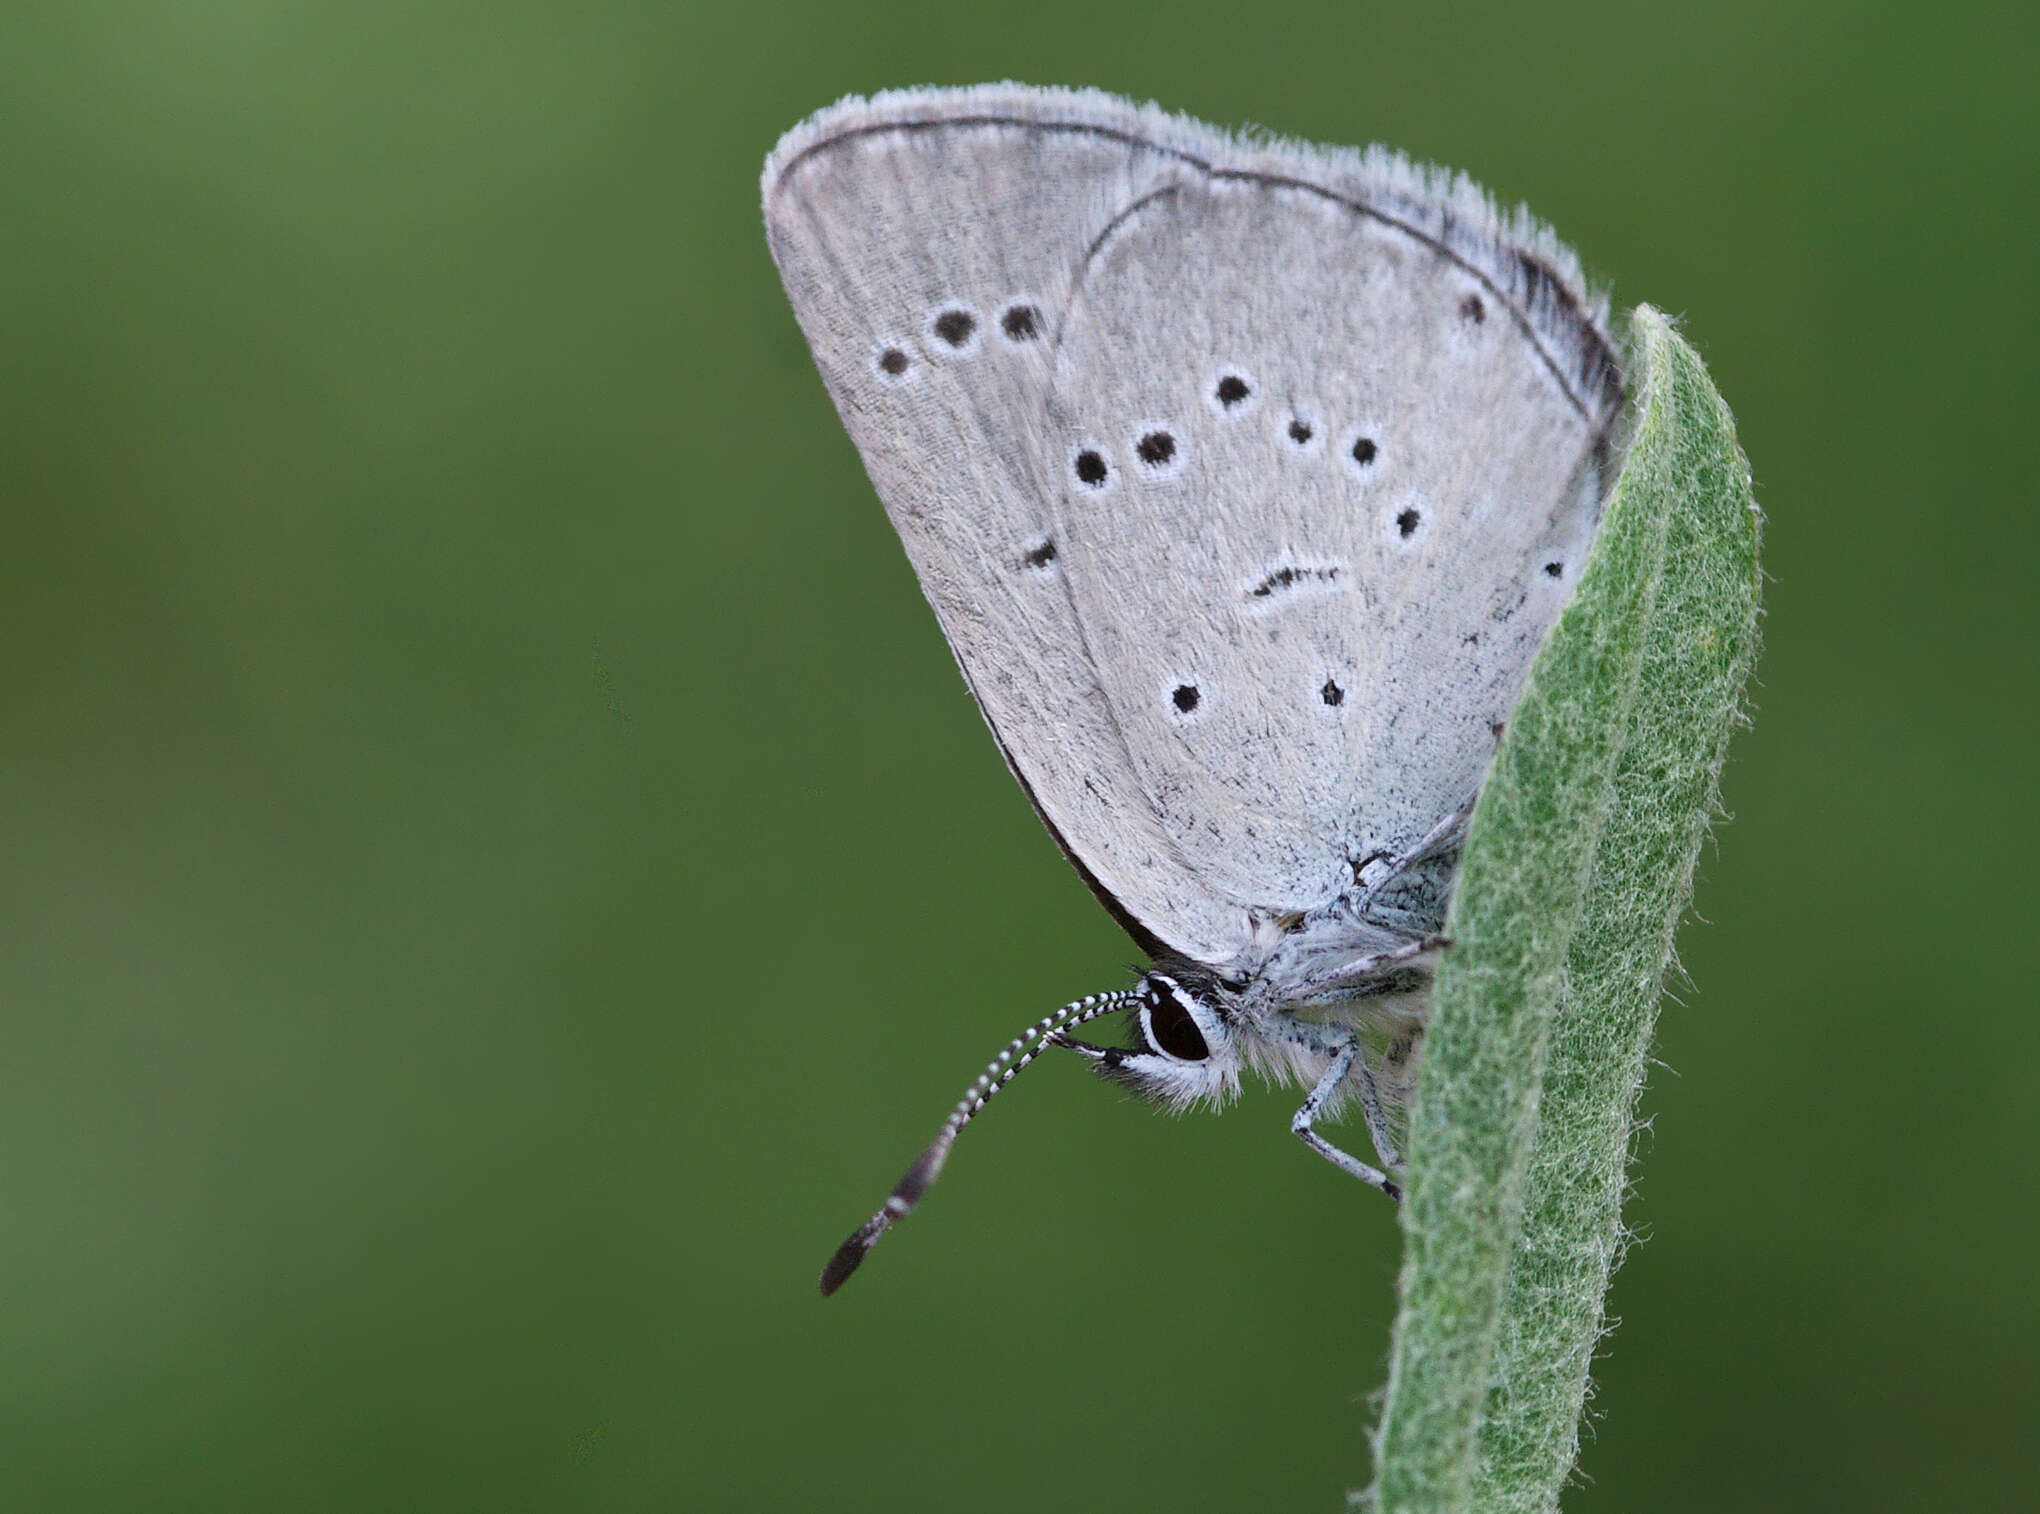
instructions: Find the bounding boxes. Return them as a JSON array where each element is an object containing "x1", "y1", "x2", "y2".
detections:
[{"x1": 1048, "y1": 165, "x2": 1617, "y2": 916}]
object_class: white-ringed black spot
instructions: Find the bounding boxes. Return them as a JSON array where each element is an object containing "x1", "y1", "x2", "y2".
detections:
[
  {"x1": 924, "y1": 303, "x2": 982, "y2": 357},
  {"x1": 1321, "y1": 678, "x2": 1344, "y2": 707},
  {"x1": 1397, "y1": 508, "x2": 1421, "y2": 538},
  {"x1": 1172, "y1": 683, "x2": 1200, "y2": 714},
  {"x1": 1130, "y1": 421, "x2": 1185, "y2": 483},
  {"x1": 875, "y1": 345, "x2": 914, "y2": 382},
  {"x1": 1543, "y1": 561, "x2": 1564, "y2": 578},
  {"x1": 1205, "y1": 367, "x2": 1260, "y2": 418},
  {"x1": 1074, "y1": 449, "x2": 1110, "y2": 489},
  {"x1": 933, "y1": 308, "x2": 975, "y2": 347},
  {"x1": 1023, "y1": 539, "x2": 1057, "y2": 569},
  {"x1": 1351, "y1": 436, "x2": 1378, "y2": 465},
  {"x1": 1000, "y1": 302, "x2": 1041, "y2": 341},
  {"x1": 1283, "y1": 409, "x2": 1326, "y2": 456}
]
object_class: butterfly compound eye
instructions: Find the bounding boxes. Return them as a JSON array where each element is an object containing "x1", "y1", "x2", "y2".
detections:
[{"x1": 1142, "y1": 991, "x2": 1211, "y2": 1062}]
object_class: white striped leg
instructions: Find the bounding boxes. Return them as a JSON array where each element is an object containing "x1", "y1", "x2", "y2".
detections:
[
  {"x1": 1350, "y1": 1048, "x2": 1402, "y2": 1173},
  {"x1": 1291, "y1": 1042, "x2": 1401, "y2": 1202}
]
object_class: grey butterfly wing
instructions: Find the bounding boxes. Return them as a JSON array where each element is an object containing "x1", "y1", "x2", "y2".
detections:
[
  {"x1": 761, "y1": 87, "x2": 1253, "y2": 963},
  {"x1": 1045, "y1": 138, "x2": 1622, "y2": 919},
  {"x1": 763, "y1": 85, "x2": 1624, "y2": 966}
]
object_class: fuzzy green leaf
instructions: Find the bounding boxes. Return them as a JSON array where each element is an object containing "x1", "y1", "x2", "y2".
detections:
[{"x1": 1365, "y1": 307, "x2": 1762, "y2": 1514}]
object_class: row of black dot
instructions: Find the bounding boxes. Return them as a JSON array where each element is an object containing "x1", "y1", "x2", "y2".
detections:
[
  {"x1": 878, "y1": 321, "x2": 1394, "y2": 505},
  {"x1": 881, "y1": 286, "x2": 1487, "y2": 384},
  {"x1": 1169, "y1": 675, "x2": 1347, "y2": 718},
  {"x1": 1208, "y1": 372, "x2": 1379, "y2": 469},
  {"x1": 874, "y1": 300, "x2": 1043, "y2": 381},
  {"x1": 934, "y1": 302, "x2": 1043, "y2": 347},
  {"x1": 892, "y1": 297, "x2": 1563, "y2": 584},
  {"x1": 1070, "y1": 371, "x2": 1386, "y2": 495},
  {"x1": 1066, "y1": 370, "x2": 1570, "y2": 568}
]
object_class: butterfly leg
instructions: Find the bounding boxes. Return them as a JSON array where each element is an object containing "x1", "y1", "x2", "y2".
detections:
[
  {"x1": 1291, "y1": 1040, "x2": 1402, "y2": 1202},
  {"x1": 1349, "y1": 1047, "x2": 1402, "y2": 1172}
]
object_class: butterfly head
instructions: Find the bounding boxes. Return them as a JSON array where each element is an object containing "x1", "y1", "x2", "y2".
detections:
[{"x1": 1061, "y1": 971, "x2": 1244, "y2": 1112}]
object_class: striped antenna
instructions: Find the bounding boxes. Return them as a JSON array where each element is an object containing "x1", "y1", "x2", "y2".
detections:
[{"x1": 818, "y1": 989, "x2": 1139, "y2": 1295}]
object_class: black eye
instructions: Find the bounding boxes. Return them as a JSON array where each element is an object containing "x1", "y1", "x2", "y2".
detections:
[{"x1": 1143, "y1": 991, "x2": 1211, "y2": 1061}]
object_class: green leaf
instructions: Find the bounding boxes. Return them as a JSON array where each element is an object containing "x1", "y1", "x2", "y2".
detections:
[{"x1": 1365, "y1": 307, "x2": 1763, "y2": 1514}]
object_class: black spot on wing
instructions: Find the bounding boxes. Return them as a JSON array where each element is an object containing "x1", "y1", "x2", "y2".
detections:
[
  {"x1": 1248, "y1": 564, "x2": 1341, "y2": 600},
  {"x1": 1136, "y1": 430, "x2": 1175, "y2": 465},
  {"x1": 933, "y1": 308, "x2": 976, "y2": 347}
]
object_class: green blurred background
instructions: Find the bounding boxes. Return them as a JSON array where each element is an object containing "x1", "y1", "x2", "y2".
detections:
[{"x1": 5, "y1": 2, "x2": 2034, "y2": 1509}]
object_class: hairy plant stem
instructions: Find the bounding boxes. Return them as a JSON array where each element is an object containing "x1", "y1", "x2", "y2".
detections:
[{"x1": 1364, "y1": 308, "x2": 1762, "y2": 1514}]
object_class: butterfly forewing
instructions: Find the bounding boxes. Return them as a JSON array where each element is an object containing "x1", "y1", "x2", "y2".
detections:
[{"x1": 764, "y1": 93, "x2": 1254, "y2": 963}]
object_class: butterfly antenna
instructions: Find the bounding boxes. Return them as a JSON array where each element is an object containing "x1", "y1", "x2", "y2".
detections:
[{"x1": 818, "y1": 988, "x2": 1138, "y2": 1295}]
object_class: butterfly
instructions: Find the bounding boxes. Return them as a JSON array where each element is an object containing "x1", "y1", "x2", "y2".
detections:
[{"x1": 762, "y1": 85, "x2": 1622, "y2": 1293}]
